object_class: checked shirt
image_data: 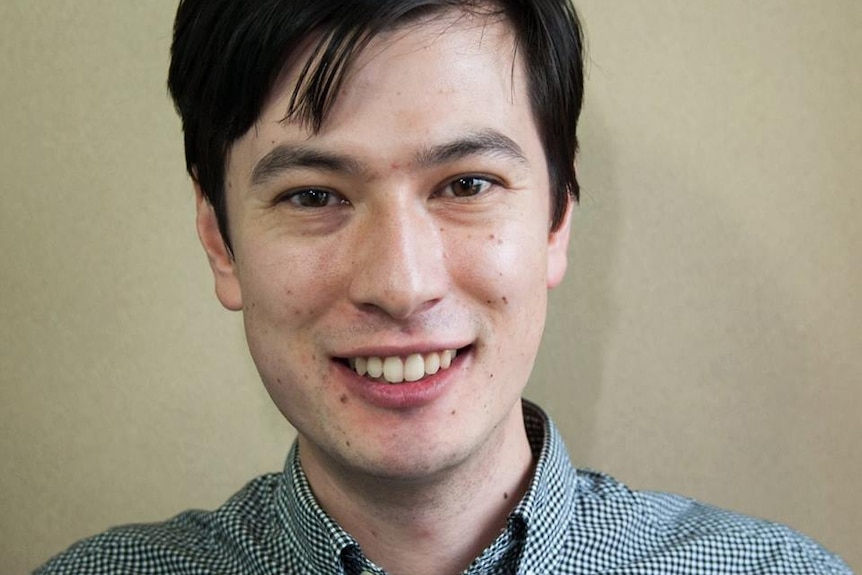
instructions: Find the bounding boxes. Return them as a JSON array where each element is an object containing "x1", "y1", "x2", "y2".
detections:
[{"x1": 36, "y1": 402, "x2": 852, "y2": 574}]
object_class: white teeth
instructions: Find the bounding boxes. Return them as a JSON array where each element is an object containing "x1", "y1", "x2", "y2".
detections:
[
  {"x1": 425, "y1": 352, "x2": 440, "y2": 376},
  {"x1": 366, "y1": 357, "x2": 383, "y2": 378},
  {"x1": 354, "y1": 357, "x2": 367, "y2": 377},
  {"x1": 347, "y1": 349, "x2": 460, "y2": 383},
  {"x1": 383, "y1": 356, "x2": 403, "y2": 383},
  {"x1": 440, "y1": 349, "x2": 453, "y2": 369},
  {"x1": 403, "y1": 353, "x2": 425, "y2": 382}
]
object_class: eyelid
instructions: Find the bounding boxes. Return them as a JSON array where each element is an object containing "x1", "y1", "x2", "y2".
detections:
[
  {"x1": 437, "y1": 173, "x2": 502, "y2": 198},
  {"x1": 278, "y1": 187, "x2": 349, "y2": 208}
]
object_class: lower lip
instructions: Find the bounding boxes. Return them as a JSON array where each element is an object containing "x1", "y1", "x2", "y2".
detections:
[{"x1": 336, "y1": 350, "x2": 469, "y2": 410}]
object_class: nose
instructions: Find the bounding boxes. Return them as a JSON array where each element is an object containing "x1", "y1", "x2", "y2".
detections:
[{"x1": 348, "y1": 198, "x2": 448, "y2": 320}]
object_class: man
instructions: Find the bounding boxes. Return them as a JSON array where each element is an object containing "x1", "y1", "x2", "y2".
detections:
[{"x1": 37, "y1": 0, "x2": 851, "y2": 573}]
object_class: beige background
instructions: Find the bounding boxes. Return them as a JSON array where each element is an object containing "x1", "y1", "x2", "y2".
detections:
[{"x1": 1, "y1": 1, "x2": 859, "y2": 572}]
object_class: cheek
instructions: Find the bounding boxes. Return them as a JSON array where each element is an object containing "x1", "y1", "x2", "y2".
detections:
[
  {"x1": 235, "y1": 245, "x2": 343, "y2": 389},
  {"x1": 447, "y1": 226, "x2": 549, "y2": 399},
  {"x1": 447, "y1": 224, "x2": 549, "y2": 309},
  {"x1": 240, "y1": 276, "x2": 332, "y2": 425},
  {"x1": 238, "y1": 242, "x2": 339, "y2": 325}
]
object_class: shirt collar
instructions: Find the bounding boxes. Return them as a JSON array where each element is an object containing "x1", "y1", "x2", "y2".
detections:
[
  {"x1": 512, "y1": 400, "x2": 579, "y2": 573},
  {"x1": 275, "y1": 442, "x2": 360, "y2": 573},
  {"x1": 275, "y1": 400, "x2": 578, "y2": 575}
]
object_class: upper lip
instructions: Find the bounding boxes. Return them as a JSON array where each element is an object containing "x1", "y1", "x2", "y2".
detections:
[{"x1": 332, "y1": 341, "x2": 472, "y2": 359}]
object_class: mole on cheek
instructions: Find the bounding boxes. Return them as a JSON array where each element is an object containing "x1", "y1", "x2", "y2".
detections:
[{"x1": 340, "y1": 394, "x2": 349, "y2": 404}]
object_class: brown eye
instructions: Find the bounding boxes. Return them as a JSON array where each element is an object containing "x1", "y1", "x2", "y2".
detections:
[
  {"x1": 445, "y1": 176, "x2": 493, "y2": 198},
  {"x1": 286, "y1": 189, "x2": 347, "y2": 208}
]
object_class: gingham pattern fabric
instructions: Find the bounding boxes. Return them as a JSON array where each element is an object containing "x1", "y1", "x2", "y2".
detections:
[{"x1": 36, "y1": 401, "x2": 852, "y2": 574}]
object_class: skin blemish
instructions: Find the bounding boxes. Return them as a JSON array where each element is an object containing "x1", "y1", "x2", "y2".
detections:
[
  {"x1": 502, "y1": 296, "x2": 509, "y2": 305},
  {"x1": 340, "y1": 394, "x2": 349, "y2": 404},
  {"x1": 451, "y1": 409, "x2": 456, "y2": 415},
  {"x1": 503, "y1": 492, "x2": 509, "y2": 500}
]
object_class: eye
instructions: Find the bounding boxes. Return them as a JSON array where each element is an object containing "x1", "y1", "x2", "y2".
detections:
[
  {"x1": 283, "y1": 189, "x2": 348, "y2": 208},
  {"x1": 442, "y1": 176, "x2": 495, "y2": 198}
]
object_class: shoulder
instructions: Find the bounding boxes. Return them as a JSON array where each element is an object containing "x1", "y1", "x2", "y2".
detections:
[
  {"x1": 563, "y1": 469, "x2": 852, "y2": 574},
  {"x1": 35, "y1": 473, "x2": 282, "y2": 575}
]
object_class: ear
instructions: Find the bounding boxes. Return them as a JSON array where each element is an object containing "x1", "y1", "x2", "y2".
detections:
[
  {"x1": 194, "y1": 183, "x2": 243, "y2": 311},
  {"x1": 546, "y1": 198, "x2": 573, "y2": 289}
]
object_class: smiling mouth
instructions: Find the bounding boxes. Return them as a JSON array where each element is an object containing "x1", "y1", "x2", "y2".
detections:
[{"x1": 339, "y1": 347, "x2": 466, "y2": 384}]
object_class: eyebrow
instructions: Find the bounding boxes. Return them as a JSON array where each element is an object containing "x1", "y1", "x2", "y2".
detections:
[
  {"x1": 414, "y1": 129, "x2": 529, "y2": 169},
  {"x1": 250, "y1": 146, "x2": 364, "y2": 187},
  {"x1": 249, "y1": 128, "x2": 529, "y2": 187}
]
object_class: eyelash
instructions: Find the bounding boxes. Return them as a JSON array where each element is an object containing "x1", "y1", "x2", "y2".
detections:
[
  {"x1": 279, "y1": 174, "x2": 500, "y2": 208},
  {"x1": 281, "y1": 189, "x2": 348, "y2": 209},
  {"x1": 437, "y1": 175, "x2": 498, "y2": 198}
]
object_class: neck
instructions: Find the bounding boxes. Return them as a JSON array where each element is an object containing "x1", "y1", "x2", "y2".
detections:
[{"x1": 299, "y1": 405, "x2": 535, "y2": 575}]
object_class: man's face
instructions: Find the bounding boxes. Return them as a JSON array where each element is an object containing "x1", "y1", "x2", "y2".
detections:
[{"x1": 198, "y1": 13, "x2": 571, "y2": 482}]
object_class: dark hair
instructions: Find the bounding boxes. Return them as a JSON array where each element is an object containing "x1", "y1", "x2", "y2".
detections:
[{"x1": 168, "y1": 0, "x2": 584, "y2": 247}]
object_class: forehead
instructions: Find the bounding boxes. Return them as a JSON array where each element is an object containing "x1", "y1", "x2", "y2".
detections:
[
  {"x1": 274, "y1": 10, "x2": 522, "y2": 128},
  {"x1": 227, "y1": 10, "x2": 542, "y2": 183}
]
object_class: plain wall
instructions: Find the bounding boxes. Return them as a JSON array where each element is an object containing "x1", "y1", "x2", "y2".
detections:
[{"x1": 1, "y1": 1, "x2": 859, "y2": 572}]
